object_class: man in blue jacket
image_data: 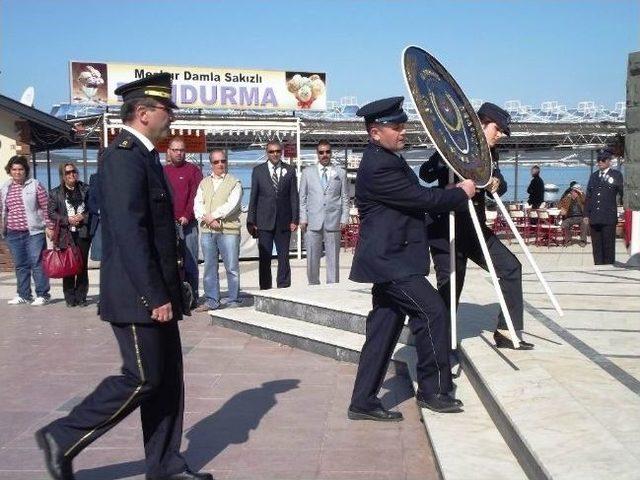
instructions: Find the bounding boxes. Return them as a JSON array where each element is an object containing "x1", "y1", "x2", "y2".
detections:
[{"x1": 348, "y1": 97, "x2": 475, "y2": 418}]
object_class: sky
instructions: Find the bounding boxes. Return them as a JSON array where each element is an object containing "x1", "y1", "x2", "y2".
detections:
[{"x1": 1, "y1": 0, "x2": 638, "y2": 113}]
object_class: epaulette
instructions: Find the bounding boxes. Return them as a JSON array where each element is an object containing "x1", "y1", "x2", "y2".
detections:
[{"x1": 117, "y1": 136, "x2": 134, "y2": 150}]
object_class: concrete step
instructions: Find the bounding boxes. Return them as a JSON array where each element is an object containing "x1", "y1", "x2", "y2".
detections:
[
  {"x1": 252, "y1": 288, "x2": 414, "y2": 345},
  {"x1": 210, "y1": 307, "x2": 526, "y2": 480},
  {"x1": 458, "y1": 269, "x2": 640, "y2": 480}
]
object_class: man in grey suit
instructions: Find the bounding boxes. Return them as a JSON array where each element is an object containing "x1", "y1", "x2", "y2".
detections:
[{"x1": 299, "y1": 140, "x2": 349, "y2": 284}]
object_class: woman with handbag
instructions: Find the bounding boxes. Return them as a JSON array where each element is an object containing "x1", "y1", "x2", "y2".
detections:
[
  {"x1": 0, "y1": 155, "x2": 52, "y2": 306},
  {"x1": 48, "y1": 162, "x2": 91, "y2": 307}
]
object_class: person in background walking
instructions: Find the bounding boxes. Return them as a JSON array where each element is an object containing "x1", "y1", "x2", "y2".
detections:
[
  {"x1": 0, "y1": 155, "x2": 51, "y2": 306},
  {"x1": 527, "y1": 165, "x2": 544, "y2": 226}
]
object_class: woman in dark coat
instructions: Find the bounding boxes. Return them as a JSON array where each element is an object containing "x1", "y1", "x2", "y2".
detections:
[{"x1": 48, "y1": 162, "x2": 91, "y2": 306}]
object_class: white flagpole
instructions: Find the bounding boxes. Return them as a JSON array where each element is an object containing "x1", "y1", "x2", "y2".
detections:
[
  {"x1": 492, "y1": 193, "x2": 564, "y2": 317},
  {"x1": 449, "y1": 170, "x2": 457, "y2": 350},
  {"x1": 467, "y1": 199, "x2": 520, "y2": 348}
]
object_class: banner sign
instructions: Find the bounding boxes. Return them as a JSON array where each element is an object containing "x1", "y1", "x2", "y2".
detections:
[
  {"x1": 107, "y1": 129, "x2": 207, "y2": 153},
  {"x1": 402, "y1": 46, "x2": 492, "y2": 187},
  {"x1": 70, "y1": 61, "x2": 327, "y2": 111}
]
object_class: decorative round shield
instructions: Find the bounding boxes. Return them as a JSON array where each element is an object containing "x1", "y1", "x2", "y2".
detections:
[{"x1": 402, "y1": 45, "x2": 492, "y2": 187}]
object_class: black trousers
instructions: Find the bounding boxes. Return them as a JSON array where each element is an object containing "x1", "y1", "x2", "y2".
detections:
[
  {"x1": 257, "y1": 228, "x2": 291, "y2": 289},
  {"x1": 350, "y1": 275, "x2": 452, "y2": 411},
  {"x1": 590, "y1": 223, "x2": 616, "y2": 265},
  {"x1": 62, "y1": 233, "x2": 91, "y2": 303},
  {"x1": 46, "y1": 321, "x2": 187, "y2": 478},
  {"x1": 429, "y1": 217, "x2": 524, "y2": 331}
]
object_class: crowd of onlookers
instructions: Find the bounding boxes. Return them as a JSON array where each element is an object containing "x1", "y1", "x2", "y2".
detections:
[
  {"x1": 0, "y1": 140, "x2": 625, "y2": 310},
  {"x1": 0, "y1": 136, "x2": 351, "y2": 310}
]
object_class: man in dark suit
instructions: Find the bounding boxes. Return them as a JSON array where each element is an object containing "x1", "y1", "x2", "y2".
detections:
[
  {"x1": 347, "y1": 97, "x2": 475, "y2": 419},
  {"x1": 35, "y1": 74, "x2": 212, "y2": 480},
  {"x1": 247, "y1": 140, "x2": 299, "y2": 289},
  {"x1": 585, "y1": 147, "x2": 624, "y2": 265},
  {"x1": 420, "y1": 102, "x2": 534, "y2": 351}
]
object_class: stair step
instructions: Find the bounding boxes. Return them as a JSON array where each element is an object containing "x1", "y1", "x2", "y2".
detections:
[
  {"x1": 253, "y1": 290, "x2": 414, "y2": 345},
  {"x1": 460, "y1": 332, "x2": 640, "y2": 480},
  {"x1": 210, "y1": 307, "x2": 526, "y2": 479}
]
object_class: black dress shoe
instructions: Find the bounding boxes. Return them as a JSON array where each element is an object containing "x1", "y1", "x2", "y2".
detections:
[
  {"x1": 416, "y1": 393, "x2": 463, "y2": 413},
  {"x1": 146, "y1": 469, "x2": 213, "y2": 480},
  {"x1": 35, "y1": 428, "x2": 75, "y2": 480},
  {"x1": 416, "y1": 390, "x2": 463, "y2": 408},
  {"x1": 494, "y1": 331, "x2": 534, "y2": 350},
  {"x1": 347, "y1": 405, "x2": 403, "y2": 422}
]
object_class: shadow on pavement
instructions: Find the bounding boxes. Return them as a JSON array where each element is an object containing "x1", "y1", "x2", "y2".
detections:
[{"x1": 75, "y1": 379, "x2": 300, "y2": 480}]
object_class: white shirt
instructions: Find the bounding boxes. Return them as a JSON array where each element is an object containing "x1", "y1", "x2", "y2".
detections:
[
  {"x1": 267, "y1": 161, "x2": 286, "y2": 181},
  {"x1": 193, "y1": 173, "x2": 242, "y2": 222},
  {"x1": 316, "y1": 162, "x2": 333, "y2": 180},
  {"x1": 121, "y1": 125, "x2": 155, "y2": 152}
]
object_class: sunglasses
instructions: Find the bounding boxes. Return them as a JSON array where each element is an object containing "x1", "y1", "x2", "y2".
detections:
[
  {"x1": 64, "y1": 170, "x2": 78, "y2": 175},
  {"x1": 148, "y1": 104, "x2": 174, "y2": 116},
  {"x1": 267, "y1": 149, "x2": 282, "y2": 154},
  {"x1": 318, "y1": 150, "x2": 331, "y2": 155},
  {"x1": 212, "y1": 159, "x2": 228, "y2": 165}
]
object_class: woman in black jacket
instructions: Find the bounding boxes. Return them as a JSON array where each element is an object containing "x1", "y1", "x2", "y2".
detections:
[{"x1": 48, "y1": 162, "x2": 91, "y2": 306}]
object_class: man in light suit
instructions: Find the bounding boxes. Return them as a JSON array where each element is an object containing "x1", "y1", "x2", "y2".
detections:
[
  {"x1": 247, "y1": 140, "x2": 299, "y2": 289},
  {"x1": 299, "y1": 140, "x2": 349, "y2": 285}
]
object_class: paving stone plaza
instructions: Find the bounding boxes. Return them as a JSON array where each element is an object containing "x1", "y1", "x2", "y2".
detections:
[{"x1": 0, "y1": 241, "x2": 638, "y2": 479}]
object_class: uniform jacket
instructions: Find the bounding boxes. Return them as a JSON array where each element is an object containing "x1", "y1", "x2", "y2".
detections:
[
  {"x1": 299, "y1": 164, "x2": 349, "y2": 231},
  {"x1": 87, "y1": 173, "x2": 101, "y2": 237},
  {"x1": 247, "y1": 161, "x2": 299, "y2": 231},
  {"x1": 349, "y1": 143, "x2": 468, "y2": 284},
  {"x1": 419, "y1": 151, "x2": 507, "y2": 239},
  {"x1": 585, "y1": 168, "x2": 623, "y2": 225},
  {"x1": 47, "y1": 181, "x2": 90, "y2": 247},
  {"x1": 98, "y1": 131, "x2": 183, "y2": 324}
]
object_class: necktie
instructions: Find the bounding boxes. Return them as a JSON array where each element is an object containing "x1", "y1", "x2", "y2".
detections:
[
  {"x1": 271, "y1": 163, "x2": 279, "y2": 191},
  {"x1": 321, "y1": 167, "x2": 328, "y2": 189}
]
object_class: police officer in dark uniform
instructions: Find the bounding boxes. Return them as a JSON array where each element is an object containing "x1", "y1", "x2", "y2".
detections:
[
  {"x1": 347, "y1": 97, "x2": 476, "y2": 418},
  {"x1": 585, "y1": 147, "x2": 624, "y2": 265},
  {"x1": 35, "y1": 74, "x2": 213, "y2": 480},
  {"x1": 419, "y1": 103, "x2": 534, "y2": 350}
]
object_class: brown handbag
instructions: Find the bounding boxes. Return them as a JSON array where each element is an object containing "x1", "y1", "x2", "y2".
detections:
[{"x1": 41, "y1": 222, "x2": 84, "y2": 278}]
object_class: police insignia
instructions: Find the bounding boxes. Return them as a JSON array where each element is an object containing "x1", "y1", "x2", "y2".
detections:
[
  {"x1": 118, "y1": 137, "x2": 133, "y2": 149},
  {"x1": 402, "y1": 46, "x2": 492, "y2": 187}
]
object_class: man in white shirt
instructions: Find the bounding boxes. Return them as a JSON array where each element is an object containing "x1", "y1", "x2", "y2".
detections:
[
  {"x1": 194, "y1": 149, "x2": 243, "y2": 310},
  {"x1": 299, "y1": 140, "x2": 349, "y2": 284}
]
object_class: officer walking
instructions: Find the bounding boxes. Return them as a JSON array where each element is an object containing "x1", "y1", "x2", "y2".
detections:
[
  {"x1": 585, "y1": 147, "x2": 624, "y2": 265},
  {"x1": 35, "y1": 73, "x2": 212, "y2": 480},
  {"x1": 420, "y1": 102, "x2": 534, "y2": 351},
  {"x1": 347, "y1": 97, "x2": 475, "y2": 418}
]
